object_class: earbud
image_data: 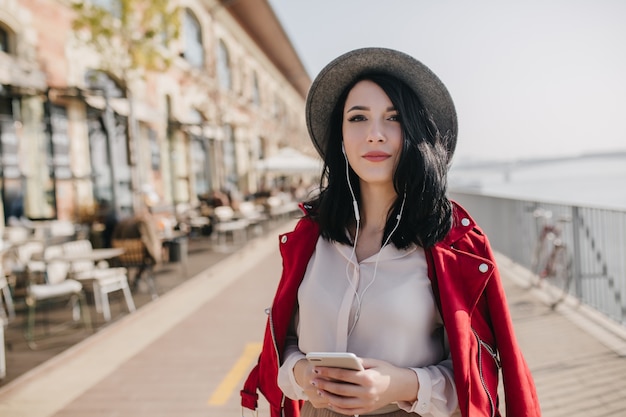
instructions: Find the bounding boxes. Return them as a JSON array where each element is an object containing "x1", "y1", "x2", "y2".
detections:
[
  {"x1": 352, "y1": 200, "x2": 360, "y2": 222},
  {"x1": 396, "y1": 192, "x2": 407, "y2": 222}
]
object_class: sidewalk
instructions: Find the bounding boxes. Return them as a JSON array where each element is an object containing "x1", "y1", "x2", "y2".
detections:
[
  {"x1": 1, "y1": 221, "x2": 625, "y2": 417},
  {"x1": 0, "y1": 236, "x2": 232, "y2": 386},
  {"x1": 496, "y1": 256, "x2": 626, "y2": 417}
]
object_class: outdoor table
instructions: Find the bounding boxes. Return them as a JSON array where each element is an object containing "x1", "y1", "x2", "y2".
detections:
[
  {"x1": 55, "y1": 248, "x2": 125, "y2": 264},
  {"x1": 30, "y1": 247, "x2": 126, "y2": 285},
  {"x1": 32, "y1": 247, "x2": 124, "y2": 265}
]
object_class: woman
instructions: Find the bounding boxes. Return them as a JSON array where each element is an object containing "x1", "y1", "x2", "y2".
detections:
[{"x1": 241, "y1": 48, "x2": 541, "y2": 417}]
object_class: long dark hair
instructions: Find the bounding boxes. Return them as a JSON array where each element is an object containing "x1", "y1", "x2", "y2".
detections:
[{"x1": 306, "y1": 72, "x2": 453, "y2": 249}]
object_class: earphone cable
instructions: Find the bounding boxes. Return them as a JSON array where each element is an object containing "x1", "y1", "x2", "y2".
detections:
[{"x1": 348, "y1": 192, "x2": 406, "y2": 337}]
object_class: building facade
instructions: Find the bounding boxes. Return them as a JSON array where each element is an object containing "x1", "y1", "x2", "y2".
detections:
[{"x1": 0, "y1": 0, "x2": 312, "y2": 229}]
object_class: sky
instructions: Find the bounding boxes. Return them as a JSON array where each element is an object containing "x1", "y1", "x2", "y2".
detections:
[{"x1": 267, "y1": 0, "x2": 626, "y2": 163}]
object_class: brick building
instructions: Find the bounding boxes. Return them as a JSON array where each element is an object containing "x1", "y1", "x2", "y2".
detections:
[{"x1": 0, "y1": 0, "x2": 312, "y2": 229}]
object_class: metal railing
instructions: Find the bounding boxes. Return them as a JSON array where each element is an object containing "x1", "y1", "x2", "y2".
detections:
[{"x1": 449, "y1": 190, "x2": 626, "y2": 325}]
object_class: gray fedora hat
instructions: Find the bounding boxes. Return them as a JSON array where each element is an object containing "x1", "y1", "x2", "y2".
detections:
[{"x1": 305, "y1": 47, "x2": 458, "y2": 161}]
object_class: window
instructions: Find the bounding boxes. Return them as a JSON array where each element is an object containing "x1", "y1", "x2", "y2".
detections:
[
  {"x1": 251, "y1": 72, "x2": 260, "y2": 106},
  {"x1": 149, "y1": 128, "x2": 160, "y2": 171},
  {"x1": 84, "y1": 70, "x2": 133, "y2": 216},
  {"x1": 0, "y1": 96, "x2": 23, "y2": 223},
  {"x1": 191, "y1": 138, "x2": 210, "y2": 196},
  {"x1": 222, "y1": 124, "x2": 237, "y2": 187},
  {"x1": 217, "y1": 40, "x2": 231, "y2": 90},
  {"x1": 0, "y1": 97, "x2": 18, "y2": 177},
  {"x1": 0, "y1": 24, "x2": 12, "y2": 54},
  {"x1": 50, "y1": 104, "x2": 71, "y2": 180},
  {"x1": 183, "y1": 9, "x2": 204, "y2": 68}
]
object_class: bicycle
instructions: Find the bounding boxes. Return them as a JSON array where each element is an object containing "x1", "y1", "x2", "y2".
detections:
[{"x1": 529, "y1": 208, "x2": 574, "y2": 308}]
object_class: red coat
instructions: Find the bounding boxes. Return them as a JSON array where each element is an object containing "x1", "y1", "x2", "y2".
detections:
[{"x1": 241, "y1": 202, "x2": 541, "y2": 417}]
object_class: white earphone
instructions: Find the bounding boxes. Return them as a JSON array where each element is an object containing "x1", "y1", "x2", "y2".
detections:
[{"x1": 343, "y1": 141, "x2": 407, "y2": 336}]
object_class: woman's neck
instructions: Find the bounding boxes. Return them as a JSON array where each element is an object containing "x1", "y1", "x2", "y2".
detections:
[
  {"x1": 352, "y1": 183, "x2": 397, "y2": 261},
  {"x1": 358, "y1": 183, "x2": 396, "y2": 230}
]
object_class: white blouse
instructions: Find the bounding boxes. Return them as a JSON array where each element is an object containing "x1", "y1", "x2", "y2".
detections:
[{"x1": 277, "y1": 237, "x2": 460, "y2": 417}]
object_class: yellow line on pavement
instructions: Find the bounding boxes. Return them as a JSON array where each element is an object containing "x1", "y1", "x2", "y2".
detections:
[{"x1": 208, "y1": 342, "x2": 262, "y2": 406}]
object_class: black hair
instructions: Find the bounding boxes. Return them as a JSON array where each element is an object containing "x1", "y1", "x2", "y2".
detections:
[{"x1": 306, "y1": 72, "x2": 453, "y2": 249}]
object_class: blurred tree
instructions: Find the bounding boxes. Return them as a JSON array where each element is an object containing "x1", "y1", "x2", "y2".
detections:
[{"x1": 71, "y1": 0, "x2": 180, "y2": 74}]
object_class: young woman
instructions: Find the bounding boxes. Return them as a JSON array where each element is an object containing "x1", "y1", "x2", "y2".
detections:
[{"x1": 241, "y1": 48, "x2": 541, "y2": 417}]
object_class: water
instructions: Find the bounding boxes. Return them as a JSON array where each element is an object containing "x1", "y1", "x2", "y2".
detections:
[{"x1": 448, "y1": 153, "x2": 626, "y2": 210}]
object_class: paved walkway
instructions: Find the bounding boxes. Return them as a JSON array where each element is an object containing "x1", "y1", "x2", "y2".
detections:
[
  {"x1": 498, "y1": 257, "x2": 626, "y2": 417},
  {"x1": 1, "y1": 221, "x2": 626, "y2": 417}
]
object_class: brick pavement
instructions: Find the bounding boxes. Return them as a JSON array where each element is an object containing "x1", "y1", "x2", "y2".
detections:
[{"x1": 1, "y1": 221, "x2": 625, "y2": 417}]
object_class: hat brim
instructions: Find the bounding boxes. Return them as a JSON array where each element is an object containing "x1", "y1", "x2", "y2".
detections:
[{"x1": 305, "y1": 48, "x2": 457, "y2": 161}]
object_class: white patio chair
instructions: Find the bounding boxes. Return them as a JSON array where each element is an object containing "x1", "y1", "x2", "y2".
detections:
[
  {"x1": 14, "y1": 240, "x2": 45, "y2": 273},
  {"x1": 212, "y1": 206, "x2": 248, "y2": 251},
  {"x1": 48, "y1": 220, "x2": 77, "y2": 239},
  {"x1": 266, "y1": 196, "x2": 299, "y2": 220},
  {"x1": 237, "y1": 201, "x2": 268, "y2": 236},
  {"x1": 25, "y1": 245, "x2": 91, "y2": 348},
  {"x1": 61, "y1": 239, "x2": 135, "y2": 322},
  {"x1": 8, "y1": 240, "x2": 45, "y2": 301},
  {"x1": 0, "y1": 266, "x2": 16, "y2": 325},
  {"x1": 3, "y1": 226, "x2": 30, "y2": 244}
]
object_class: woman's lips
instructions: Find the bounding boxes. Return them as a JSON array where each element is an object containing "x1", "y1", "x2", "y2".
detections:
[{"x1": 362, "y1": 152, "x2": 391, "y2": 162}]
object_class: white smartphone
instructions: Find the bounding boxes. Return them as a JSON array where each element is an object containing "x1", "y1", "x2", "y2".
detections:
[{"x1": 305, "y1": 352, "x2": 364, "y2": 371}]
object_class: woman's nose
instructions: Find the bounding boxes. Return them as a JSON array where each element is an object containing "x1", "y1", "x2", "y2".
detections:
[{"x1": 367, "y1": 123, "x2": 386, "y2": 142}]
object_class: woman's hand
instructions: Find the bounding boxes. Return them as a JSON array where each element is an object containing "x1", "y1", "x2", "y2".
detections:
[
  {"x1": 308, "y1": 357, "x2": 419, "y2": 416},
  {"x1": 293, "y1": 358, "x2": 332, "y2": 409}
]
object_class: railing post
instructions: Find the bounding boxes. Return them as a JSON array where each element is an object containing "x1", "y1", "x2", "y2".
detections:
[{"x1": 571, "y1": 206, "x2": 583, "y2": 298}]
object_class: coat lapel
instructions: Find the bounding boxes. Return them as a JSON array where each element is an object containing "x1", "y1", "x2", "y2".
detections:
[{"x1": 430, "y1": 243, "x2": 494, "y2": 316}]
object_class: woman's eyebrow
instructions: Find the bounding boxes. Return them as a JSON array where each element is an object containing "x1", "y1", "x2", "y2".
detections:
[
  {"x1": 346, "y1": 105, "x2": 369, "y2": 112},
  {"x1": 345, "y1": 105, "x2": 396, "y2": 112}
]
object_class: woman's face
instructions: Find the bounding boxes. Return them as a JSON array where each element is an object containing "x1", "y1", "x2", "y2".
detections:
[{"x1": 342, "y1": 80, "x2": 403, "y2": 188}]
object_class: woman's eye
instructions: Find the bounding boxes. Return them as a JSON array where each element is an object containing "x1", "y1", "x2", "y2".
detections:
[
  {"x1": 347, "y1": 115, "x2": 366, "y2": 122},
  {"x1": 388, "y1": 113, "x2": 400, "y2": 122}
]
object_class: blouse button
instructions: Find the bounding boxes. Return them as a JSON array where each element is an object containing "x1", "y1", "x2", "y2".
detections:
[
  {"x1": 479, "y1": 263, "x2": 489, "y2": 273},
  {"x1": 461, "y1": 218, "x2": 470, "y2": 227},
  {"x1": 280, "y1": 235, "x2": 288, "y2": 244}
]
